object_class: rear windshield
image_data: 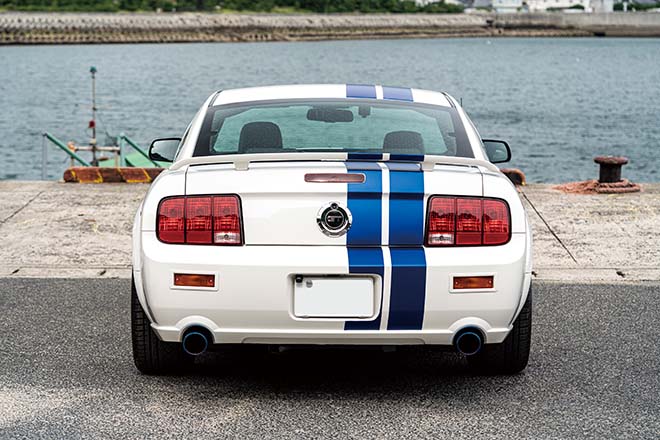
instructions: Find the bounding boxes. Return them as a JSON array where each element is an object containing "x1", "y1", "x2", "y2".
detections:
[{"x1": 193, "y1": 99, "x2": 473, "y2": 158}]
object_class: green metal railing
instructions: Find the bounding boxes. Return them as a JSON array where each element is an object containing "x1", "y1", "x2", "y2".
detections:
[
  {"x1": 118, "y1": 134, "x2": 160, "y2": 167},
  {"x1": 42, "y1": 132, "x2": 92, "y2": 168},
  {"x1": 42, "y1": 132, "x2": 162, "y2": 179}
]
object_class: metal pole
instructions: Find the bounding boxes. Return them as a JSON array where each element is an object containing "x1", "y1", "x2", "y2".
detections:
[
  {"x1": 41, "y1": 134, "x2": 47, "y2": 180},
  {"x1": 119, "y1": 133, "x2": 125, "y2": 167},
  {"x1": 90, "y1": 66, "x2": 98, "y2": 166}
]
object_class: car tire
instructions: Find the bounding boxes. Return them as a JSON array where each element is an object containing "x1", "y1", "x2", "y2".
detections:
[
  {"x1": 468, "y1": 286, "x2": 532, "y2": 375},
  {"x1": 131, "y1": 274, "x2": 191, "y2": 375}
]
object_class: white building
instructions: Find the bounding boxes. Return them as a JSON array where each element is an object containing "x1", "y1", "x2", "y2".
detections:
[
  {"x1": 524, "y1": 0, "x2": 588, "y2": 11},
  {"x1": 524, "y1": 0, "x2": 612, "y2": 11},
  {"x1": 476, "y1": 0, "x2": 613, "y2": 11},
  {"x1": 492, "y1": 0, "x2": 524, "y2": 11},
  {"x1": 590, "y1": 0, "x2": 614, "y2": 12}
]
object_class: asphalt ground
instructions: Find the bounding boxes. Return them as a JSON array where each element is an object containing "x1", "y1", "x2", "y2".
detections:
[{"x1": 0, "y1": 279, "x2": 658, "y2": 439}]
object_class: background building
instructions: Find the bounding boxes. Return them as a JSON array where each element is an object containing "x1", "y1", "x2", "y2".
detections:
[
  {"x1": 525, "y1": 0, "x2": 589, "y2": 10},
  {"x1": 492, "y1": 0, "x2": 524, "y2": 11}
]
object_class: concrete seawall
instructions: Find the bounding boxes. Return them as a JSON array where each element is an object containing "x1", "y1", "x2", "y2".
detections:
[
  {"x1": 1, "y1": 12, "x2": 660, "y2": 45},
  {"x1": 0, "y1": 180, "x2": 658, "y2": 282}
]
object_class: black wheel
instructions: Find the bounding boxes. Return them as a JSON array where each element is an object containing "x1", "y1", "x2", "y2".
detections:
[
  {"x1": 131, "y1": 274, "x2": 191, "y2": 375},
  {"x1": 468, "y1": 287, "x2": 532, "y2": 375}
]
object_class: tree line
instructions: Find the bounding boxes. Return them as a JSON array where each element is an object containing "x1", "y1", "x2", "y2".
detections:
[{"x1": 0, "y1": 0, "x2": 464, "y2": 13}]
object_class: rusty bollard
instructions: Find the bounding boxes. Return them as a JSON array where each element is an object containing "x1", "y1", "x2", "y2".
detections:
[
  {"x1": 594, "y1": 156, "x2": 627, "y2": 183},
  {"x1": 592, "y1": 156, "x2": 640, "y2": 193}
]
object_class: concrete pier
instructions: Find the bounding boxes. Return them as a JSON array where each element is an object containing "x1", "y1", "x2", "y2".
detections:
[
  {"x1": 2, "y1": 12, "x2": 660, "y2": 45},
  {"x1": 0, "y1": 180, "x2": 657, "y2": 282}
]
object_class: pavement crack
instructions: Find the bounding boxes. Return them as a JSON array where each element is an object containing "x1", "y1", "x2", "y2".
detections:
[
  {"x1": 0, "y1": 190, "x2": 44, "y2": 226},
  {"x1": 522, "y1": 191, "x2": 579, "y2": 264}
]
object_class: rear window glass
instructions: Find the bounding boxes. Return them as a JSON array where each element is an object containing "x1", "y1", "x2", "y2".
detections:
[{"x1": 194, "y1": 99, "x2": 473, "y2": 158}]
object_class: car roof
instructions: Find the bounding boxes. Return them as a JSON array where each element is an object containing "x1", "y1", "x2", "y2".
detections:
[{"x1": 211, "y1": 84, "x2": 453, "y2": 108}]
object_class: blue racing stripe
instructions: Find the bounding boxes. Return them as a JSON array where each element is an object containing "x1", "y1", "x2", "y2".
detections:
[
  {"x1": 386, "y1": 164, "x2": 427, "y2": 330},
  {"x1": 386, "y1": 162, "x2": 421, "y2": 172},
  {"x1": 387, "y1": 248, "x2": 427, "y2": 330},
  {"x1": 346, "y1": 84, "x2": 377, "y2": 99},
  {"x1": 382, "y1": 86, "x2": 413, "y2": 102},
  {"x1": 345, "y1": 162, "x2": 382, "y2": 245},
  {"x1": 345, "y1": 162, "x2": 384, "y2": 331},
  {"x1": 348, "y1": 152, "x2": 383, "y2": 161},
  {"x1": 390, "y1": 154, "x2": 425, "y2": 162},
  {"x1": 344, "y1": 248, "x2": 384, "y2": 330},
  {"x1": 388, "y1": 167, "x2": 425, "y2": 246},
  {"x1": 345, "y1": 161, "x2": 381, "y2": 170}
]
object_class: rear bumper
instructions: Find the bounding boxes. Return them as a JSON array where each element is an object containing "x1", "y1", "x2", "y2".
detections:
[{"x1": 136, "y1": 232, "x2": 530, "y2": 345}]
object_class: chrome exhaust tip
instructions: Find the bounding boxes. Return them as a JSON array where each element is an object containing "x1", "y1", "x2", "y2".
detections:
[
  {"x1": 182, "y1": 329, "x2": 210, "y2": 356},
  {"x1": 454, "y1": 329, "x2": 483, "y2": 356}
]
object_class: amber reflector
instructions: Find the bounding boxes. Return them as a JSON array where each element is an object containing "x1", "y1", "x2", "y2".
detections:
[
  {"x1": 174, "y1": 273, "x2": 215, "y2": 288},
  {"x1": 453, "y1": 276, "x2": 494, "y2": 290}
]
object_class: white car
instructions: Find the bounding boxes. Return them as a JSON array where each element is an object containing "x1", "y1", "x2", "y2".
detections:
[{"x1": 132, "y1": 84, "x2": 533, "y2": 375}]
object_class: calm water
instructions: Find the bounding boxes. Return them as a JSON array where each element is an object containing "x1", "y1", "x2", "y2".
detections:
[{"x1": 1, "y1": 38, "x2": 659, "y2": 182}]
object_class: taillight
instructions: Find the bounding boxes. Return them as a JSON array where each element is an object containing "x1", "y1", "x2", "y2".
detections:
[
  {"x1": 186, "y1": 197, "x2": 212, "y2": 244},
  {"x1": 157, "y1": 195, "x2": 242, "y2": 245},
  {"x1": 157, "y1": 198, "x2": 185, "y2": 244},
  {"x1": 426, "y1": 197, "x2": 510, "y2": 246},
  {"x1": 213, "y1": 196, "x2": 241, "y2": 245}
]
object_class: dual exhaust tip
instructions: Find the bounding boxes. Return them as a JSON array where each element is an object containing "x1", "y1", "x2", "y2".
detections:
[
  {"x1": 182, "y1": 328, "x2": 211, "y2": 356},
  {"x1": 454, "y1": 328, "x2": 483, "y2": 356},
  {"x1": 183, "y1": 326, "x2": 484, "y2": 356}
]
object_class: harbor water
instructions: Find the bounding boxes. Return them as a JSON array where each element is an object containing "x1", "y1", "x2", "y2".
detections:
[{"x1": 1, "y1": 37, "x2": 659, "y2": 182}]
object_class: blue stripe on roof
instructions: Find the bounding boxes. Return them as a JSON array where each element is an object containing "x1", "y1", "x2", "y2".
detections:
[
  {"x1": 346, "y1": 84, "x2": 377, "y2": 99},
  {"x1": 382, "y1": 86, "x2": 413, "y2": 102},
  {"x1": 344, "y1": 248, "x2": 384, "y2": 331}
]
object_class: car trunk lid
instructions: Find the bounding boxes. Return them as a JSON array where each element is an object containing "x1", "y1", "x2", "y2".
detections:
[{"x1": 185, "y1": 161, "x2": 483, "y2": 246}]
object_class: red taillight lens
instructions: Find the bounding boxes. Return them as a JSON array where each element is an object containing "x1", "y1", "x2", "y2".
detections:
[
  {"x1": 426, "y1": 196, "x2": 510, "y2": 246},
  {"x1": 427, "y1": 197, "x2": 455, "y2": 246},
  {"x1": 483, "y1": 199, "x2": 510, "y2": 245},
  {"x1": 213, "y1": 196, "x2": 241, "y2": 245},
  {"x1": 157, "y1": 198, "x2": 185, "y2": 244},
  {"x1": 456, "y1": 198, "x2": 482, "y2": 245},
  {"x1": 186, "y1": 197, "x2": 212, "y2": 244},
  {"x1": 157, "y1": 195, "x2": 242, "y2": 245}
]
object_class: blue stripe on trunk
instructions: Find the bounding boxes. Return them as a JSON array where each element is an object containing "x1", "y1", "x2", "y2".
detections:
[
  {"x1": 344, "y1": 248, "x2": 384, "y2": 330},
  {"x1": 386, "y1": 165, "x2": 427, "y2": 330},
  {"x1": 388, "y1": 168, "x2": 425, "y2": 246},
  {"x1": 345, "y1": 163, "x2": 382, "y2": 246},
  {"x1": 387, "y1": 248, "x2": 427, "y2": 330}
]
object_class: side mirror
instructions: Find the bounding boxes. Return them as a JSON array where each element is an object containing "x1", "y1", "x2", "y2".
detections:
[
  {"x1": 482, "y1": 139, "x2": 511, "y2": 164},
  {"x1": 149, "y1": 138, "x2": 181, "y2": 163}
]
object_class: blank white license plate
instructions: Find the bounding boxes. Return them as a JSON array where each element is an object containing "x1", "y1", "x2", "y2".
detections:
[{"x1": 293, "y1": 276, "x2": 375, "y2": 318}]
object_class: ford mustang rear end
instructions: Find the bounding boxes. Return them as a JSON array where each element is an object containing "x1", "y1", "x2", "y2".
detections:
[{"x1": 131, "y1": 84, "x2": 533, "y2": 375}]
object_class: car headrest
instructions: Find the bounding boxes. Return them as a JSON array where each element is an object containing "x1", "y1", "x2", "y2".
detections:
[
  {"x1": 382, "y1": 130, "x2": 424, "y2": 155},
  {"x1": 238, "y1": 121, "x2": 283, "y2": 153}
]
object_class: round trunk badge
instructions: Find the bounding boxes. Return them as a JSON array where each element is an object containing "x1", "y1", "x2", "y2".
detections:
[{"x1": 317, "y1": 202, "x2": 352, "y2": 237}]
